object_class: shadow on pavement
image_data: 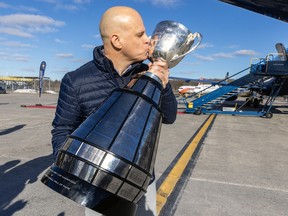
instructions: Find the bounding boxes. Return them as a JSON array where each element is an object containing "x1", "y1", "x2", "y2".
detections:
[
  {"x1": 0, "y1": 154, "x2": 53, "y2": 216},
  {"x1": 0, "y1": 124, "x2": 26, "y2": 136}
]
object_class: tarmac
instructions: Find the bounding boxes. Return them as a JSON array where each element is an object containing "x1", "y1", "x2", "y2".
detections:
[{"x1": 1, "y1": 92, "x2": 288, "y2": 216}]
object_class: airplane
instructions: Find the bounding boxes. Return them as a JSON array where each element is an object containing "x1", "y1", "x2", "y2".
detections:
[
  {"x1": 178, "y1": 83, "x2": 218, "y2": 97},
  {"x1": 178, "y1": 83, "x2": 219, "y2": 96},
  {"x1": 176, "y1": 72, "x2": 230, "y2": 97},
  {"x1": 193, "y1": 83, "x2": 220, "y2": 94},
  {"x1": 178, "y1": 85, "x2": 196, "y2": 95}
]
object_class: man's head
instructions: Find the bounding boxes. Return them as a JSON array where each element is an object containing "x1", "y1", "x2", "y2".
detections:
[{"x1": 99, "y1": 6, "x2": 150, "y2": 71}]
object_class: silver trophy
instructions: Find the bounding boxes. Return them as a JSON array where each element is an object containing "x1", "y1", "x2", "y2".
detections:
[
  {"x1": 41, "y1": 21, "x2": 202, "y2": 216},
  {"x1": 149, "y1": 20, "x2": 202, "y2": 68}
]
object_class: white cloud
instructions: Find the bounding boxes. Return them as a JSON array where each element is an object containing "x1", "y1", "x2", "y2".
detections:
[
  {"x1": 14, "y1": 54, "x2": 30, "y2": 62},
  {"x1": 226, "y1": 44, "x2": 240, "y2": 49},
  {"x1": 56, "y1": 53, "x2": 74, "y2": 58},
  {"x1": 182, "y1": 61, "x2": 201, "y2": 66},
  {"x1": 151, "y1": 0, "x2": 181, "y2": 6},
  {"x1": 0, "y1": 2, "x2": 10, "y2": 8},
  {"x1": 16, "y1": 5, "x2": 38, "y2": 13},
  {"x1": 192, "y1": 53, "x2": 215, "y2": 61},
  {"x1": 58, "y1": 4, "x2": 79, "y2": 11},
  {"x1": 212, "y1": 52, "x2": 234, "y2": 59},
  {"x1": 198, "y1": 43, "x2": 214, "y2": 49},
  {"x1": 233, "y1": 49, "x2": 257, "y2": 56},
  {"x1": 0, "y1": 52, "x2": 30, "y2": 62},
  {"x1": 0, "y1": 14, "x2": 65, "y2": 38},
  {"x1": 73, "y1": 0, "x2": 91, "y2": 4},
  {"x1": 0, "y1": 14, "x2": 65, "y2": 27},
  {"x1": 52, "y1": 66, "x2": 70, "y2": 73},
  {"x1": 40, "y1": 0, "x2": 58, "y2": 3},
  {"x1": 93, "y1": 34, "x2": 101, "y2": 39},
  {"x1": 0, "y1": 40, "x2": 34, "y2": 48},
  {"x1": 0, "y1": 52, "x2": 9, "y2": 60},
  {"x1": 54, "y1": 38, "x2": 68, "y2": 43},
  {"x1": 191, "y1": 48, "x2": 257, "y2": 62},
  {"x1": 0, "y1": 27, "x2": 33, "y2": 38},
  {"x1": 211, "y1": 49, "x2": 257, "y2": 59},
  {"x1": 81, "y1": 44, "x2": 95, "y2": 49},
  {"x1": 71, "y1": 58, "x2": 86, "y2": 63},
  {"x1": 0, "y1": 2, "x2": 38, "y2": 12},
  {"x1": 40, "y1": 0, "x2": 91, "y2": 11},
  {"x1": 21, "y1": 67, "x2": 35, "y2": 72},
  {"x1": 133, "y1": 0, "x2": 181, "y2": 6}
]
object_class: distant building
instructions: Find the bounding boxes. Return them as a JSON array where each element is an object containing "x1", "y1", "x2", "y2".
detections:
[{"x1": 0, "y1": 76, "x2": 51, "y2": 92}]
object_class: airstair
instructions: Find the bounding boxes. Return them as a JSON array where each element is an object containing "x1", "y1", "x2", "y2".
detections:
[{"x1": 184, "y1": 54, "x2": 288, "y2": 118}]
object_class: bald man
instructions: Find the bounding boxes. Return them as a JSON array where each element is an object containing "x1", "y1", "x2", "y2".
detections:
[{"x1": 51, "y1": 6, "x2": 177, "y2": 216}]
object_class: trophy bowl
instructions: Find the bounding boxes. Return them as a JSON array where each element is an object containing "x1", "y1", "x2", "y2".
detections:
[{"x1": 149, "y1": 20, "x2": 202, "y2": 68}]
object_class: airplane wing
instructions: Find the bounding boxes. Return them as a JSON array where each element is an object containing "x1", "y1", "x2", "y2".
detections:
[
  {"x1": 219, "y1": 0, "x2": 288, "y2": 23},
  {"x1": 169, "y1": 76, "x2": 215, "y2": 84},
  {"x1": 169, "y1": 72, "x2": 230, "y2": 85}
]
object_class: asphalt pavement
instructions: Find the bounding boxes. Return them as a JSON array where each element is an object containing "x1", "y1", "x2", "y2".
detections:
[{"x1": 1, "y1": 92, "x2": 288, "y2": 216}]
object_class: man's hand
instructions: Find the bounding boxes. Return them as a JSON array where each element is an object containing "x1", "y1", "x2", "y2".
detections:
[{"x1": 148, "y1": 59, "x2": 169, "y2": 89}]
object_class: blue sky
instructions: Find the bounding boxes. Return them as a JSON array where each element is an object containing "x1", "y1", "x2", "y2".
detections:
[{"x1": 0, "y1": 0, "x2": 287, "y2": 81}]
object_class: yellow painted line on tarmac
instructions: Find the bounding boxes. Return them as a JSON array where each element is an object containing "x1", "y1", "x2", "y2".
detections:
[{"x1": 156, "y1": 114, "x2": 216, "y2": 215}]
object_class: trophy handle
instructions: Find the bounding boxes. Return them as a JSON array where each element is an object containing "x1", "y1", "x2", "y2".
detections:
[{"x1": 171, "y1": 32, "x2": 202, "y2": 62}]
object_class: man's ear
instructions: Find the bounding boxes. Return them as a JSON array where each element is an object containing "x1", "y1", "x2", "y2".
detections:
[{"x1": 110, "y1": 34, "x2": 122, "y2": 49}]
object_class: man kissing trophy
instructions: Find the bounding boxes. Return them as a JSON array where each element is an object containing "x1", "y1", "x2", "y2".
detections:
[{"x1": 41, "y1": 20, "x2": 202, "y2": 216}]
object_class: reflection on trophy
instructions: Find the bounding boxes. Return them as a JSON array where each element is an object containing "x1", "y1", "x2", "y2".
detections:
[
  {"x1": 149, "y1": 20, "x2": 202, "y2": 68},
  {"x1": 41, "y1": 20, "x2": 202, "y2": 216}
]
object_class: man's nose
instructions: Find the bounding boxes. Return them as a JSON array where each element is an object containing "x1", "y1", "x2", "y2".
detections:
[{"x1": 145, "y1": 34, "x2": 150, "y2": 43}]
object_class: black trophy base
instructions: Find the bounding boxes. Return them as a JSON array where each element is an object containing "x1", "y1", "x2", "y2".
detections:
[{"x1": 41, "y1": 165, "x2": 137, "y2": 216}]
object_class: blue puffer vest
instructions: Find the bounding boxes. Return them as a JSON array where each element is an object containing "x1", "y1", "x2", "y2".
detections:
[{"x1": 51, "y1": 45, "x2": 177, "y2": 157}]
